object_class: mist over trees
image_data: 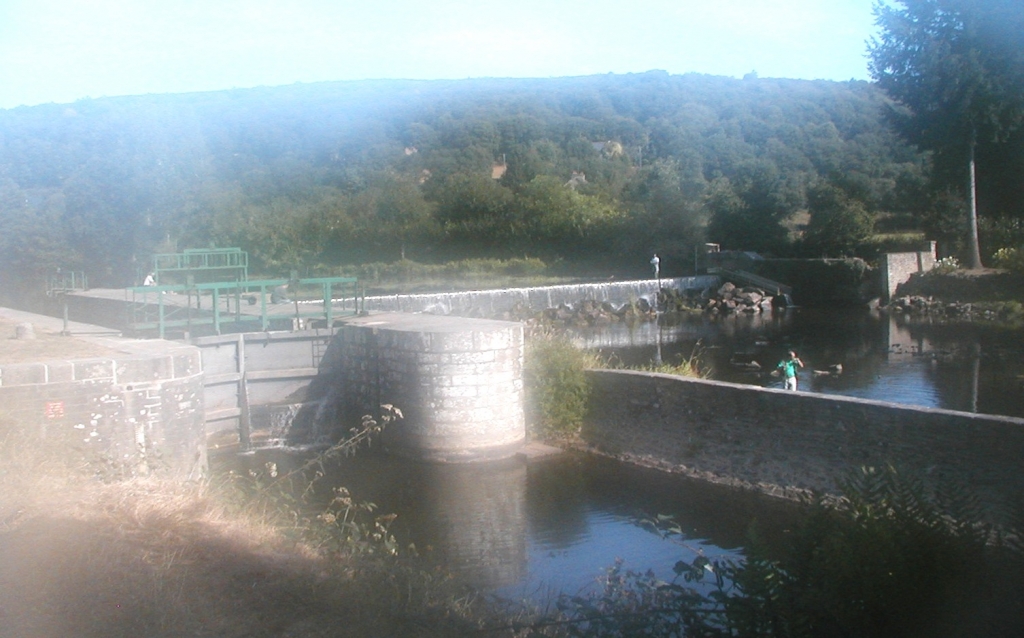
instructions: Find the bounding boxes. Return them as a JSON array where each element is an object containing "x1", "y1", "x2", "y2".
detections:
[{"x1": 1, "y1": 70, "x2": 1020, "y2": 297}]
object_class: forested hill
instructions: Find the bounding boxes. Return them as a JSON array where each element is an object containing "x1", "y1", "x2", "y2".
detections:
[{"x1": 0, "y1": 71, "x2": 931, "y2": 293}]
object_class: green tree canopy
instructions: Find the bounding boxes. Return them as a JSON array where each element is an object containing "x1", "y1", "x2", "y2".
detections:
[
  {"x1": 705, "y1": 159, "x2": 803, "y2": 254},
  {"x1": 804, "y1": 182, "x2": 875, "y2": 257},
  {"x1": 0, "y1": 72, "x2": 934, "y2": 289},
  {"x1": 868, "y1": 0, "x2": 1024, "y2": 267}
]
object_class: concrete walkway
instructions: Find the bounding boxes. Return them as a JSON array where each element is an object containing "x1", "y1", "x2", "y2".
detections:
[
  {"x1": 0, "y1": 309, "x2": 188, "y2": 366},
  {"x1": 0, "y1": 306, "x2": 122, "y2": 338}
]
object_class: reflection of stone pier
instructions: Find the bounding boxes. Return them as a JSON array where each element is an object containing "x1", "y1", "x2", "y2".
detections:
[
  {"x1": 883, "y1": 315, "x2": 932, "y2": 357},
  {"x1": 230, "y1": 451, "x2": 530, "y2": 590},
  {"x1": 413, "y1": 459, "x2": 528, "y2": 588}
]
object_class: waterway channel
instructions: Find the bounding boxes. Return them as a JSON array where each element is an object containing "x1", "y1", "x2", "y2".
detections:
[
  {"x1": 217, "y1": 449, "x2": 803, "y2": 600},
  {"x1": 570, "y1": 307, "x2": 1024, "y2": 419},
  {"x1": 220, "y1": 307, "x2": 1024, "y2": 601}
]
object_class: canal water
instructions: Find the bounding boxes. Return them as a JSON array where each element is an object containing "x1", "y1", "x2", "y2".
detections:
[
  {"x1": 219, "y1": 448, "x2": 803, "y2": 599},
  {"x1": 221, "y1": 307, "x2": 1024, "y2": 600},
  {"x1": 568, "y1": 307, "x2": 1024, "y2": 419}
]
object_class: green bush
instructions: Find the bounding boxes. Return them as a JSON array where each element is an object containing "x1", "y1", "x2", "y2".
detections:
[
  {"x1": 927, "y1": 255, "x2": 961, "y2": 275},
  {"x1": 992, "y1": 247, "x2": 1024, "y2": 274},
  {"x1": 861, "y1": 231, "x2": 929, "y2": 258},
  {"x1": 524, "y1": 335, "x2": 601, "y2": 439},
  {"x1": 632, "y1": 341, "x2": 707, "y2": 379},
  {"x1": 980, "y1": 217, "x2": 1024, "y2": 257}
]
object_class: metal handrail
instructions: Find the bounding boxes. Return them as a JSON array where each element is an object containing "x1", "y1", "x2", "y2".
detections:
[
  {"x1": 152, "y1": 247, "x2": 249, "y2": 283},
  {"x1": 126, "y1": 276, "x2": 360, "y2": 338}
]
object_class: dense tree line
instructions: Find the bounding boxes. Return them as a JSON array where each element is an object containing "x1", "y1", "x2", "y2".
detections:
[
  {"x1": 869, "y1": 0, "x2": 1024, "y2": 268},
  {"x1": 0, "y1": 70, "x2": 1020, "y2": 297}
]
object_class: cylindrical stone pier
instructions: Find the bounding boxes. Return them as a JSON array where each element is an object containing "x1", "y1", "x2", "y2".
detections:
[{"x1": 333, "y1": 313, "x2": 525, "y2": 462}]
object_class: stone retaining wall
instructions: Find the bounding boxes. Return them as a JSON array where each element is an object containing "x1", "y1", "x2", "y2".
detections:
[
  {"x1": 0, "y1": 341, "x2": 206, "y2": 479},
  {"x1": 880, "y1": 243, "x2": 937, "y2": 302},
  {"x1": 583, "y1": 369, "x2": 1024, "y2": 522}
]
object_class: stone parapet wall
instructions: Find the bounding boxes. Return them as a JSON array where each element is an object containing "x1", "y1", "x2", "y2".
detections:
[
  {"x1": 583, "y1": 369, "x2": 1024, "y2": 522},
  {"x1": 0, "y1": 341, "x2": 206, "y2": 479},
  {"x1": 330, "y1": 313, "x2": 525, "y2": 462}
]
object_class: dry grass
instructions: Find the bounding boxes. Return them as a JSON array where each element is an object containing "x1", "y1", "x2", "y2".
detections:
[
  {"x1": 0, "y1": 318, "x2": 119, "y2": 365},
  {"x1": 0, "y1": 432, "x2": 478, "y2": 638}
]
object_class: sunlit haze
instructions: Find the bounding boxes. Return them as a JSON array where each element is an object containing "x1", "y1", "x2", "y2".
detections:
[{"x1": 0, "y1": 0, "x2": 877, "y2": 109}]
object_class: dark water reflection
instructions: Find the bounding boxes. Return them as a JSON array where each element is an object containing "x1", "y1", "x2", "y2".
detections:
[
  {"x1": 219, "y1": 308, "x2": 1022, "y2": 600},
  {"x1": 567, "y1": 308, "x2": 1024, "y2": 418},
  {"x1": 513, "y1": 453, "x2": 802, "y2": 599},
  {"x1": 217, "y1": 450, "x2": 803, "y2": 597}
]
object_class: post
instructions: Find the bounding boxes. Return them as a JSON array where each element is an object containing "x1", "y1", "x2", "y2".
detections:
[
  {"x1": 237, "y1": 334, "x2": 251, "y2": 449},
  {"x1": 291, "y1": 270, "x2": 300, "y2": 330},
  {"x1": 324, "y1": 281, "x2": 333, "y2": 326},
  {"x1": 61, "y1": 294, "x2": 70, "y2": 336},
  {"x1": 260, "y1": 285, "x2": 268, "y2": 331},
  {"x1": 213, "y1": 288, "x2": 221, "y2": 335}
]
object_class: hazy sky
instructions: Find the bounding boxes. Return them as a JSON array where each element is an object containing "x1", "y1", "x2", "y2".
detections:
[{"x1": 0, "y1": 0, "x2": 878, "y2": 109}]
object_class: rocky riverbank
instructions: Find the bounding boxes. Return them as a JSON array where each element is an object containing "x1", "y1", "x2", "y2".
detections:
[
  {"x1": 502, "y1": 281, "x2": 782, "y2": 328},
  {"x1": 894, "y1": 269, "x2": 1024, "y2": 303},
  {"x1": 884, "y1": 295, "x2": 1024, "y2": 323},
  {"x1": 659, "y1": 281, "x2": 778, "y2": 315},
  {"x1": 885, "y1": 269, "x2": 1024, "y2": 324}
]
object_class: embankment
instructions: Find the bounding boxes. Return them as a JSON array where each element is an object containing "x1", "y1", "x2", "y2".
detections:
[{"x1": 582, "y1": 369, "x2": 1024, "y2": 524}]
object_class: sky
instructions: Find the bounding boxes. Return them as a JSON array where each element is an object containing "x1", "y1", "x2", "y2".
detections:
[{"x1": 0, "y1": 0, "x2": 879, "y2": 110}]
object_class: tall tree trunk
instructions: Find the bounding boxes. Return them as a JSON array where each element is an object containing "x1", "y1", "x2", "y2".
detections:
[{"x1": 966, "y1": 125, "x2": 983, "y2": 269}]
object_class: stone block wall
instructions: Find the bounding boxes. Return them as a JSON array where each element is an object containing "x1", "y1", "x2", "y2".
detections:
[
  {"x1": 329, "y1": 313, "x2": 525, "y2": 462},
  {"x1": 881, "y1": 242, "x2": 937, "y2": 302},
  {"x1": 583, "y1": 369, "x2": 1024, "y2": 523},
  {"x1": 0, "y1": 342, "x2": 206, "y2": 479}
]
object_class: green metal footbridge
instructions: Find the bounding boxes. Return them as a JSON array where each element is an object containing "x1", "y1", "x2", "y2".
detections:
[{"x1": 126, "y1": 249, "x2": 362, "y2": 338}]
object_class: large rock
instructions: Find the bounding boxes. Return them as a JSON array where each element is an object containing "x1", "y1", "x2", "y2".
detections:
[
  {"x1": 736, "y1": 289, "x2": 763, "y2": 305},
  {"x1": 15, "y1": 323, "x2": 35, "y2": 340}
]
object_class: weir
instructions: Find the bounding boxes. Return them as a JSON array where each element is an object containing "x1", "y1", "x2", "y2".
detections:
[
  {"x1": 333, "y1": 276, "x2": 720, "y2": 316},
  {"x1": 5, "y1": 273, "x2": 1024, "y2": 529},
  {"x1": 193, "y1": 277, "x2": 711, "y2": 455},
  {"x1": 47, "y1": 277, "x2": 720, "y2": 461},
  {"x1": 5, "y1": 275, "x2": 771, "y2": 469}
]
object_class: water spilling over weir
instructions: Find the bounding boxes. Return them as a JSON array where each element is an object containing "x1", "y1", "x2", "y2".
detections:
[{"x1": 335, "y1": 276, "x2": 720, "y2": 317}]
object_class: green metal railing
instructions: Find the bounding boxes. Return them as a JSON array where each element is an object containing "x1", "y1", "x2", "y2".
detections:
[
  {"x1": 46, "y1": 271, "x2": 88, "y2": 295},
  {"x1": 126, "y1": 276, "x2": 361, "y2": 338},
  {"x1": 45, "y1": 271, "x2": 89, "y2": 336},
  {"x1": 152, "y1": 247, "x2": 249, "y2": 284},
  {"x1": 707, "y1": 267, "x2": 792, "y2": 296}
]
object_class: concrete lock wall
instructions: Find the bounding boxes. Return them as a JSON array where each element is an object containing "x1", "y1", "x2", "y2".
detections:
[
  {"x1": 0, "y1": 342, "x2": 206, "y2": 479},
  {"x1": 331, "y1": 313, "x2": 525, "y2": 462},
  {"x1": 583, "y1": 369, "x2": 1024, "y2": 523}
]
